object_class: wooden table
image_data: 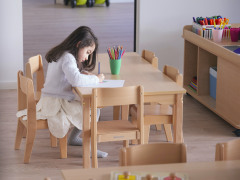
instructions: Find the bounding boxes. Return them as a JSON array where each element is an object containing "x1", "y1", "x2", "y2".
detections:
[
  {"x1": 62, "y1": 160, "x2": 240, "y2": 180},
  {"x1": 74, "y1": 52, "x2": 186, "y2": 168}
]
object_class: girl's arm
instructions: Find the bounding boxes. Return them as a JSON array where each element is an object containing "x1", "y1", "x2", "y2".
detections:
[
  {"x1": 62, "y1": 54, "x2": 101, "y2": 87},
  {"x1": 81, "y1": 70, "x2": 94, "y2": 75},
  {"x1": 81, "y1": 70, "x2": 105, "y2": 82}
]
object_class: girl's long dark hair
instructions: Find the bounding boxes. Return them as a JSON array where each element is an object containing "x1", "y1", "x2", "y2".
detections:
[{"x1": 45, "y1": 26, "x2": 98, "y2": 71}]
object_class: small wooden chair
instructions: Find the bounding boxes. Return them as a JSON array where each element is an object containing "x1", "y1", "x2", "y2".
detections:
[
  {"x1": 142, "y1": 49, "x2": 160, "y2": 130},
  {"x1": 131, "y1": 65, "x2": 183, "y2": 143},
  {"x1": 120, "y1": 142, "x2": 187, "y2": 166},
  {"x1": 26, "y1": 54, "x2": 44, "y2": 102},
  {"x1": 215, "y1": 139, "x2": 240, "y2": 161},
  {"x1": 91, "y1": 86, "x2": 144, "y2": 168},
  {"x1": 26, "y1": 54, "x2": 58, "y2": 147},
  {"x1": 141, "y1": 49, "x2": 158, "y2": 69},
  {"x1": 113, "y1": 50, "x2": 158, "y2": 120},
  {"x1": 14, "y1": 71, "x2": 67, "y2": 163}
]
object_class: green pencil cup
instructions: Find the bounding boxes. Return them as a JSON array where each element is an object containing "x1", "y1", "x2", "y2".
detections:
[{"x1": 109, "y1": 59, "x2": 121, "y2": 75}]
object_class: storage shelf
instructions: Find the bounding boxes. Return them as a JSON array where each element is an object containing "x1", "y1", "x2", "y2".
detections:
[
  {"x1": 183, "y1": 24, "x2": 240, "y2": 129},
  {"x1": 185, "y1": 85, "x2": 216, "y2": 110}
]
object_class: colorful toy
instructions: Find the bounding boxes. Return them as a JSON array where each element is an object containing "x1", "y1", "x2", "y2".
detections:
[
  {"x1": 95, "y1": 0, "x2": 110, "y2": 6},
  {"x1": 64, "y1": 0, "x2": 109, "y2": 8}
]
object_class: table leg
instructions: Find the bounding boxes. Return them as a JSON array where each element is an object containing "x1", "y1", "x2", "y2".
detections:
[
  {"x1": 113, "y1": 106, "x2": 120, "y2": 120},
  {"x1": 122, "y1": 105, "x2": 130, "y2": 147},
  {"x1": 82, "y1": 97, "x2": 91, "y2": 168},
  {"x1": 173, "y1": 94, "x2": 184, "y2": 143},
  {"x1": 121, "y1": 105, "x2": 129, "y2": 120}
]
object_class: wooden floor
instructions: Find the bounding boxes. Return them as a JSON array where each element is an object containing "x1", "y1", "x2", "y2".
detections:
[{"x1": 0, "y1": 0, "x2": 238, "y2": 180}]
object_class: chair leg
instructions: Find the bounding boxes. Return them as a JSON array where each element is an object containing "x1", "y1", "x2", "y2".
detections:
[
  {"x1": 130, "y1": 115, "x2": 138, "y2": 145},
  {"x1": 50, "y1": 133, "x2": 57, "y2": 147},
  {"x1": 144, "y1": 125, "x2": 150, "y2": 144},
  {"x1": 91, "y1": 133, "x2": 98, "y2": 168},
  {"x1": 15, "y1": 120, "x2": 25, "y2": 150},
  {"x1": 22, "y1": 128, "x2": 27, "y2": 138},
  {"x1": 113, "y1": 106, "x2": 120, "y2": 120},
  {"x1": 163, "y1": 124, "x2": 173, "y2": 142},
  {"x1": 24, "y1": 128, "x2": 37, "y2": 164},
  {"x1": 59, "y1": 135, "x2": 67, "y2": 159},
  {"x1": 123, "y1": 140, "x2": 129, "y2": 148}
]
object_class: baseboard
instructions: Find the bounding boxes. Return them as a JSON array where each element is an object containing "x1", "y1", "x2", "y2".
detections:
[{"x1": 0, "y1": 81, "x2": 17, "y2": 89}]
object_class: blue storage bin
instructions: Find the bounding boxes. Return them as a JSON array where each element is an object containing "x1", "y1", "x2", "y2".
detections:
[{"x1": 209, "y1": 67, "x2": 217, "y2": 99}]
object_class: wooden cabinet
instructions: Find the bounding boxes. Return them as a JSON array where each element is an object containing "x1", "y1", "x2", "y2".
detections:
[{"x1": 182, "y1": 25, "x2": 240, "y2": 129}]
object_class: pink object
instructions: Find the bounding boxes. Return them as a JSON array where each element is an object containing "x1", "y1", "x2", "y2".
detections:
[
  {"x1": 230, "y1": 28, "x2": 240, "y2": 42},
  {"x1": 212, "y1": 29, "x2": 223, "y2": 43}
]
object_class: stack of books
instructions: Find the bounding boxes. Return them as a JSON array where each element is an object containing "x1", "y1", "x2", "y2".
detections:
[{"x1": 188, "y1": 76, "x2": 197, "y2": 92}]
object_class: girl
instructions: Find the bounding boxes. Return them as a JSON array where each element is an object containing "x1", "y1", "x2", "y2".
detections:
[{"x1": 17, "y1": 26, "x2": 107, "y2": 158}]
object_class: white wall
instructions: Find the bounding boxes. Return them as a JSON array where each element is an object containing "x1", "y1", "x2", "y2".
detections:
[
  {"x1": 0, "y1": 1, "x2": 23, "y2": 89},
  {"x1": 136, "y1": 0, "x2": 240, "y2": 73}
]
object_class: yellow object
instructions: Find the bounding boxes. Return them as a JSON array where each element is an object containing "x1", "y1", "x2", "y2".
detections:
[{"x1": 118, "y1": 175, "x2": 136, "y2": 180}]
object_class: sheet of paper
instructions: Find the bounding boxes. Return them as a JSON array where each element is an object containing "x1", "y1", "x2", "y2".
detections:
[{"x1": 82, "y1": 80, "x2": 125, "y2": 88}]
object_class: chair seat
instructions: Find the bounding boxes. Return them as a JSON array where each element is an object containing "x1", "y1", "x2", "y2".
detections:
[
  {"x1": 97, "y1": 120, "x2": 139, "y2": 142},
  {"x1": 19, "y1": 117, "x2": 48, "y2": 129}
]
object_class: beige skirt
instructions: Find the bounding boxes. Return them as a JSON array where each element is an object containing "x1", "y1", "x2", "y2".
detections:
[{"x1": 16, "y1": 96, "x2": 83, "y2": 138}]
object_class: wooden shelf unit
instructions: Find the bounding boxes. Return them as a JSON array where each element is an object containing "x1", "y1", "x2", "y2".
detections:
[{"x1": 182, "y1": 25, "x2": 240, "y2": 129}]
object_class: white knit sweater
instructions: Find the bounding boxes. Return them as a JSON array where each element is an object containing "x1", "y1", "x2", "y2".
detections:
[{"x1": 42, "y1": 52, "x2": 99, "y2": 101}]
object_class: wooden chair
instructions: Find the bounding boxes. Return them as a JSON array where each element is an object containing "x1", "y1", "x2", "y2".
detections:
[
  {"x1": 26, "y1": 55, "x2": 58, "y2": 147},
  {"x1": 91, "y1": 86, "x2": 144, "y2": 168},
  {"x1": 215, "y1": 139, "x2": 240, "y2": 161},
  {"x1": 119, "y1": 142, "x2": 187, "y2": 166},
  {"x1": 141, "y1": 49, "x2": 158, "y2": 69},
  {"x1": 142, "y1": 49, "x2": 160, "y2": 130},
  {"x1": 131, "y1": 65, "x2": 183, "y2": 143},
  {"x1": 26, "y1": 54, "x2": 44, "y2": 102},
  {"x1": 14, "y1": 71, "x2": 67, "y2": 163},
  {"x1": 113, "y1": 50, "x2": 158, "y2": 120}
]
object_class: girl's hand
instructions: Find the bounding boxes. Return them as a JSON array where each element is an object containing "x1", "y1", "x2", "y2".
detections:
[{"x1": 97, "y1": 73, "x2": 105, "y2": 82}]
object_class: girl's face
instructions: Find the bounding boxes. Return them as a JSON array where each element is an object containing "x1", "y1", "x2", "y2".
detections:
[{"x1": 77, "y1": 44, "x2": 95, "y2": 63}]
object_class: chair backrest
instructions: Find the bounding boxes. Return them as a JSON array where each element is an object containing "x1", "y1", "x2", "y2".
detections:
[
  {"x1": 215, "y1": 139, "x2": 240, "y2": 161},
  {"x1": 91, "y1": 85, "x2": 144, "y2": 139},
  {"x1": 92, "y1": 85, "x2": 144, "y2": 118},
  {"x1": 26, "y1": 55, "x2": 44, "y2": 93},
  {"x1": 120, "y1": 142, "x2": 187, "y2": 166},
  {"x1": 92, "y1": 86, "x2": 144, "y2": 108},
  {"x1": 163, "y1": 65, "x2": 183, "y2": 87},
  {"x1": 141, "y1": 49, "x2": 158, "y2": 69},
  {"x1": 17, "y1": 71, "x2": 37, "y2": 124}
]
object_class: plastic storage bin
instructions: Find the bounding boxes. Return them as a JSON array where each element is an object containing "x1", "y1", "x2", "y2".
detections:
[{"x1": 209, "y1": 67, "x2": 217, "y2": 99}]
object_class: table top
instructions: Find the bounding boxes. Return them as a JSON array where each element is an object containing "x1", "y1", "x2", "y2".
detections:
[
  {"x1": 61, "y1": 160, "x2": 240, "y2": 180},
  {"x1": 74, "y1": 52, "x2": 186, "y2": 98}
]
